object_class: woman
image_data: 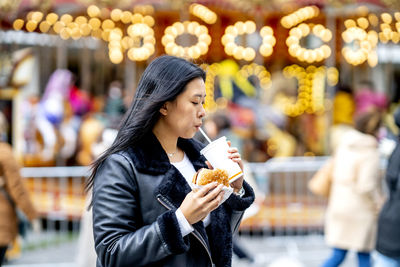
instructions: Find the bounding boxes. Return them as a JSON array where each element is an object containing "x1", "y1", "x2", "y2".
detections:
[
  {"x1": 321, "y1": 109, "x2": 383, "y2": 267},
  {"x1": 88, "y1": 55, "x2": 255, "y2": 267},
  {"x1": 375, "y1": 107, "x2": 400, "y2": 267},
  {"x1": 0, "y1": 113, "x2": 38, "y2": 265}
]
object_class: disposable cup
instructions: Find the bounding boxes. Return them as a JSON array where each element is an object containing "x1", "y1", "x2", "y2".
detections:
[{"x1": 200, "y1": 136, "x2": 243, "y2": 183}]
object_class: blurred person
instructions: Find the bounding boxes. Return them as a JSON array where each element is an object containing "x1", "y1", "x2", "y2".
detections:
[
  {"x1": 104, "y1": 81, "x2": 126, "y2": 129},
  {"x1": 354, "y1": 81, "x2": 387, "y2": 117},
  {"x1": 0, "y1": 112, "x2": 38, "y2": 265},
  {"x1": 375, "y1": 107, "x2": 400, "y2": 267},
  {"x1": 87, "y1": 55, "x2": 255, "y2": 267},
  {"x1": 321, "y1": 108, "x2": 384, "y2": 267}
]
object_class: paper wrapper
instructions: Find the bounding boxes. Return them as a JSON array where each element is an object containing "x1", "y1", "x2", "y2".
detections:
[{"x1": 191, "y1": 183, "x2": 234, "y2": 205}]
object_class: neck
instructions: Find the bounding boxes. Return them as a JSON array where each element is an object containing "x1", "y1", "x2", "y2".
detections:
[{"x1": 152, "y1": 123, "x2": 178, "y2": 156}]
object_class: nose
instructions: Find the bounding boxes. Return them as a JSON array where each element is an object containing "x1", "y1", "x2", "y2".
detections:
[{"x1": 198, "y1": 104, "x2": 206, "y2": 118}]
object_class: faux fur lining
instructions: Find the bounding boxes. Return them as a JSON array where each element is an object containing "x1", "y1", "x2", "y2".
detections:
[
  {"x1": 157, "y1": 210, "x2": 190, "y2": 254},
  {"x1": 224, "y1": 181, "x2": 255, "y2": 211}
]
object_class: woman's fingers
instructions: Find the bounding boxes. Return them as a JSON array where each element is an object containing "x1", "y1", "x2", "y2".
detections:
[
  {"x1": 227, "y1": 146, "x2": 244, "y2": 170},
  {"x1": 196, "y1": 182, "x2": 218, "y2": 197},
  {"x1": 205, "y1": 161, "x2": 213, "y2": 169},
  {"x1": 207, "y1": 190, "x2": 224, "y2": 211},
  {"x1": 203, "y1": 184, "x2": 223, "y2": 202},
  {"x1": 228, "y1": 147, "x2": 238, "y2": 153}
]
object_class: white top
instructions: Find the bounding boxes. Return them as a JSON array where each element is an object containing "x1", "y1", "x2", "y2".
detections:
[{"x1": 171, "y1": 152, "x2": 211, "y2": 237}]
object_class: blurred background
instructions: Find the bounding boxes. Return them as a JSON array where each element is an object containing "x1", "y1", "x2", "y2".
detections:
[{"x1": 0, "y1": 0, "x2": 399, "y2": 266}]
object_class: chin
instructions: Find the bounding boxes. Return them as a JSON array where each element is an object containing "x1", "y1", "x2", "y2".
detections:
[{"x1": 181, "y1": 131, "x2": 196, "y2": 139}]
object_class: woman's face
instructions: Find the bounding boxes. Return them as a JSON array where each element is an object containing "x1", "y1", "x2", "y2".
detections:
[{"x1": 162, "y1": 77, "x2": 206, "y2": 139}]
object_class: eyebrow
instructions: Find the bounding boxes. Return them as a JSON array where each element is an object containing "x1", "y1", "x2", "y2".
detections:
[{"x1": 193, "y1": 94, "x2": 206, "y2": 98}]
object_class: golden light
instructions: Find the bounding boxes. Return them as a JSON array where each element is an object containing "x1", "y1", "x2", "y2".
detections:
[
  {"x1": 89, "y1": 18, "x2": 101, "y2": 29},
  {"x1": 111, "y1": 9, "x2": 122, "y2": 21},
  {"x1": 143, "y1": 16, "x2": 155, "y2": 27},
  {"x1": 71, "y1": 27, "x2": 81, "y2": 40},
  {"x1": 280, "y1": 6, "x2": 319, "y2": 29},
  {"x1": 357, "y1": 17, "x2": 369, "y2": 29},
  {"x1": 287, "y1": 23, "x2": 332, "y2": 63},
  {"x1": 133, "y1": 13, "x2": 145, "y2": 24},
  {"x1": 101, "y1": 29, "x2": 111, "y2": 41},
  {"x1": 240, "y1": 63, "x2": 271, "y2": 90},
  {"x1": 46, "y1": 13, "x2": 58, "y2": 25},
  {"x1": 133, "y1": 5, "x2": 155, "y2": 15},
  {"x1": 199, "y1": 63, "x2": 219, "y2": 111},
  {"x1": 125, "y1": 23, "x2": 155, "y2": 61},
  {"x1": 368, "y1": 14, "x2": 379, "y2": 27},
  {"x1": 87, "y1": 5, "x2": 100, "y2": 18},
  {"x1": 162, "y1": 21, "x2": 211, "y2": 59},
  {"x1": 102, "y1": 19, "x2": 115, "y2": 30},
  {"x1": 344, "y1": 19, "x2": 356, "y2": 28},
  {"x1": 221, "y1": 20, "x2": 258, "y2": 61},
  {"x1": 91, "y1": 28, "x2": 102, "y2": 39},
  {"x1": 381, "y1": 13, "x2": 392, "y2": 24},
  {"x1": 279, "y1": 65, "x2": 330, "y2": 116},
  {"x1": 13, "y1": 19, "x2": 24, "y2": 30},
  {"x1": 80, "y1": 24, "x2": 92, "y2": 36},
  {"x1": 190, "y1": 3, "x2": 217, "y2": 24},
  {"x1": 26, "y1": 21, "x2": 37, "y2": 32},
  {"x1": 60, "y1": 14, "x2": 73, "y2": 24},
  {"x1": 75, "y1": 16, "x2": 87, "y2": 25},
  {"x1": 120, "y1": 11, "x2": 132, "y2": 24},
  {"x1": 377, "y1": 13, "x2": 400, "y2": 44},
  {"x1": 109, "y1": 50, "x2": 123, "y2": 64},
  {"x1": 53, "y1": 21, "x2": 65, "y2": 33},
  {"x1": 31, "y1": 12, "x2": 43, "y2": 22},
  {"x1": 342, "y1": 20, "x2": 378, "y2": 66},
  {"x1": 39, "y1": 21, "x2": 51, "y2": 33},
  {"x1": 259, "y1": 26, "x2": 276, "y2": 57},
  {"x1": 60, "y1": 28, "x2": 70, "y2": 40}
]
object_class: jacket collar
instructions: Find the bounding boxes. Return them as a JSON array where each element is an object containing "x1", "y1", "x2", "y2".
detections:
[
  {"x1": 128, "y1": 132, "x2": 207, "y2": 175},
  {"x1": 127, "y1": 132, "x2": 208, "y2": 209},
  {"x1": 127, "y1": 132, "x2": 211, "y2": 250}
]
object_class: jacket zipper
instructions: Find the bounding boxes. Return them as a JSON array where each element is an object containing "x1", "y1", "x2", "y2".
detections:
[{"x1": 156, "y1": 195, "x2": 214, "y2": 265}]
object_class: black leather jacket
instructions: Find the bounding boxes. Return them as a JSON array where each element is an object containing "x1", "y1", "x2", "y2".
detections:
[
  {"x1": 377, "y1": 139, "x2": 400, "y2": 258},
  {"x1": 92, "y1": 133, "x2": 255, "y2": 267}
]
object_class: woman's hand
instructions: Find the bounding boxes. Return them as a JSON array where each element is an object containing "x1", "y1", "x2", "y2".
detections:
[
  {"x1": 227, "y1": 141, "x2": 244, "y2": 193},
  {"x1": 180, "y1": 182, "x2": 224, "y2": 224},
  {"x1": 205, "y1": 140, "x2": 244, "y2": 194}
]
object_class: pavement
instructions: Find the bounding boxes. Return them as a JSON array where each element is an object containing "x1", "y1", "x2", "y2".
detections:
[{"x1": 4, "y1": 234, "x2": 359, "y2": 267}]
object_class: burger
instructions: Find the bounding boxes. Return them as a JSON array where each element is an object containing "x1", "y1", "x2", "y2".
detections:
[{"x1": 192, "y1": 168, "x2": 229, "y2": 187}]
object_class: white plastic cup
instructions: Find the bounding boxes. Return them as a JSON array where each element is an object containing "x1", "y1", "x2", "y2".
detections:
[{"x1": 200, "y1": 136, "x2": 243, "y2": 183}]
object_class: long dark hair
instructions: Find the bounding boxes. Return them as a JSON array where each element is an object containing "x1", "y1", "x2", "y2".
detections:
[{"x1": 86, "y1": 55, "x2": 206, "y2": 191}]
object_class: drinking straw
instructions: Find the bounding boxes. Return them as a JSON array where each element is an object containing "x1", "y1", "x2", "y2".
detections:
[{"x1": 199, "y1": 127, "x2": 212, "y2": 144}]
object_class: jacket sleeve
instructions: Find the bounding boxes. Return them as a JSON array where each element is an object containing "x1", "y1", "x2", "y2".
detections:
[
  {"x1": 224, "y1": 180, "x2": 255, "y2": 233},
  {"x1": 92, "y1": 153, "x2": 190, "y2": 267},
  {"x1": 0, "y1": 143, "x2": 37, "y2": 221}
]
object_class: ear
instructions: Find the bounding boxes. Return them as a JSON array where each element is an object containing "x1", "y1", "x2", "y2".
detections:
[{"x1": 159, "y1": 103, "x2": 168, "y2": 116}]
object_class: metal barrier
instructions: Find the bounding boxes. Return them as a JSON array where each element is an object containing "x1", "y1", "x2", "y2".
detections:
[
  {"x1": 241, "y1": 157, "x2": 330, "y2": 236},
  {"x1": 18, "y1": 166, "x2": 90, "y2": 253}
]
